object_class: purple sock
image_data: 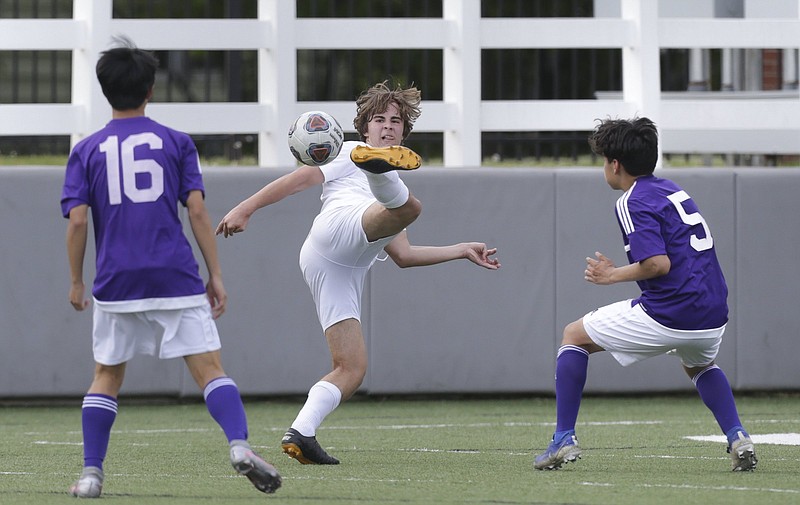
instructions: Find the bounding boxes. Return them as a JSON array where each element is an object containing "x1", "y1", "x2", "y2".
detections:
[
  {"x1": 693, "y1": 365, "x2": 743, "y2": 438},
  {"x1": 81, "y1": 394, "x2": 118, "y2": 470},
  {"x1": 554, "y1": 345, "x2": 590, "y2": 434},
  {"x1": 204, "y1": 377, "x2": 248, "y2": 442}
]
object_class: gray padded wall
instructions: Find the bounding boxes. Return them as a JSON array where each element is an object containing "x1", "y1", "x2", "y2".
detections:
[
  {"x1": 369, "y1": 168, "x2": 557, "y2": 393},
  {"x1": 0, "y1": 166, "x2": 795, "y2": 397},
  {"x1": 734, "y1": 169, "x2": 800, "y2": 389},
  {"x1": 0, "y1": 167, "x2": 184, "y2": 396}
]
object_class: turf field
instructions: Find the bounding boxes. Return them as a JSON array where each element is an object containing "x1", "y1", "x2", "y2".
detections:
[{"x1": 1, "y1": 394, "x2": 798, "y2": 504}]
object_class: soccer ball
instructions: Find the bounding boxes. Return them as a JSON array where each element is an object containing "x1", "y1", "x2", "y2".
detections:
[{"x1": 288, "y1": 111, "x2": 344, "y2": 166}]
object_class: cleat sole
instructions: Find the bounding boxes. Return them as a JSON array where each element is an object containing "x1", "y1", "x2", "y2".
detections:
[
  {"x1": 230, "y1": 446, "x2": 282, "y2": 493},
  {"x1": 350, "y1": 145, "x2": 421, "y2": 172},
  {"x1": 281, "y1": 442, "x2": 316, "y2": 465},
  {"x1": 280, "y1": 428, "x2": 340, "y2": 464}
]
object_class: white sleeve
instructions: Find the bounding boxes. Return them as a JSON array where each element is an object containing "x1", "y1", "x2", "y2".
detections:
[{"x1": 320, "y1": 141, "x2": 363, "y2": 182}]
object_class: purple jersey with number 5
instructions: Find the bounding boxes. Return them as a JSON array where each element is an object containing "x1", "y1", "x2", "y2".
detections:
[
  {"x1": 61, "y1": 116, "x2": 205, "y2": 302},
  {"x1": 615, "y1": 175, "x2": 728, "y2": 330}
]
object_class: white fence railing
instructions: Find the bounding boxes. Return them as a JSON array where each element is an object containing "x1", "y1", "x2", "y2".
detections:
[{"x1": 1, "y1": 0, "x2": 799, "y2": 167}]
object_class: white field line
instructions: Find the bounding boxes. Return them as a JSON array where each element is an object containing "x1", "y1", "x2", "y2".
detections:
[
  {"x1": 321, "y1": 420, "x2": 664, "y2": 430},
  {"x1": 21, "y1": 420, "x2": 662, "y2": 437},
  {"x1": 635, "y1": 454, "x2": 800, "y2": 463},
  {"x1": 22, "y1": 417, "x2": 800, "y2": 437},
  {"x1": 311, "y1": 418, "x2": 800, "y2": 431},
  {"x1": 398, "y1": 448, "x2": 482, "y2": 453},
  {"x1": 579, "y1": 481, "x2": 800, "y2": 495},
  {"x1": 686, "y1": 433, "x2": 800, "y2": 445},
  {"x1": 31, "y1": 441, "x2": 82, "y2": 445},
  {"x1": 24, "y1": 427, "x2": 214, "y2": 436}
]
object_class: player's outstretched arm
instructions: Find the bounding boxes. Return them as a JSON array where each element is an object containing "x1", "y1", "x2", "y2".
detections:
[
  {"x1": 216, "y1": 165, "x2": 324, "y2": 237},
  {"x1": 384, "y1": 231, "x2": 500, "y2": 270}
]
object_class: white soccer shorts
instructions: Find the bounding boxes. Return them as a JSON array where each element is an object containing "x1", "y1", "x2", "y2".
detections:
[
  {"x1": 582, "y1": 299, "x2": 724, "y2": 368},
  {"x1": 92, "y1": 303, "x2": 221, "y2": 365},
  {"x1": 300, "y1": 202, "x2": 395, "y2": 331}
]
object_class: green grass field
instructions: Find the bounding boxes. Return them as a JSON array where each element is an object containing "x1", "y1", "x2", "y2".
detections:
[{"x1": 1, "y1": 394, "x2": 798, "y2": 504}]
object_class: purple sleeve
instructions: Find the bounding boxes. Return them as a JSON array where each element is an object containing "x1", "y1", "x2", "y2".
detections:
[
  {"x1": 177, "y1": 135, "x2": 204, "y2": 206},
  {"x1": 61, "y1": 146, "x2": 90, "y2": 217},
  {"x1": 623, "y1": 203, "x2": 667, "y2": 263}
]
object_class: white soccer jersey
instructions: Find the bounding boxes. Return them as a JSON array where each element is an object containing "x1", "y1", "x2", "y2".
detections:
[{"x1": 318, "y1": 141, "x2": 373, "y2": 212}]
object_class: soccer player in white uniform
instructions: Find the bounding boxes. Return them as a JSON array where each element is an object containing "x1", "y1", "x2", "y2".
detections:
[
  {"x1": 217, "y1": 81, "x2": 501, "y2": 464},
  {"x1": 62, "y1": 37, "x2": 281, "y2": 497},
  {"x1": 533, "y1": 117, "x2": 757, "y2": 472}
]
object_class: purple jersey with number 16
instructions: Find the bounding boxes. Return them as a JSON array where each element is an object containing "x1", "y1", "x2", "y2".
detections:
[
  {"x1": 615, "y1": 175, "x2": 728, "y2": 331},
  {"x1": 61, "y1": 116, "x2": 206, "y2": 303}
]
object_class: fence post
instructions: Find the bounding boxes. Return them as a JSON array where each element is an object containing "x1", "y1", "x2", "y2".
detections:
[
  {"x1": 258, "y1": 0, "x2": 296, "y2": 168},
  {"x1": 443, "y1": 0, "x2": 481, "y2": 167},
  {"x1": 621, "y1": 0, "x2": 662, "y2": 166},
  {"x1": 71, "y1": 0, "x2": 113, "y2": 148}
]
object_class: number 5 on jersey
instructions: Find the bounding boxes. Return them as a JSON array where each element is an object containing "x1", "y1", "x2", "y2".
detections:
[{"x1": 667, "y1": 190, "x2": 713, "y2": 252}]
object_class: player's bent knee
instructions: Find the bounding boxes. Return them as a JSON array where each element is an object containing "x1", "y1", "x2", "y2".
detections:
[
  {"x1": 561, "y1": 319, "x2": 603, "y2": 352},
  {"x1": 393, "y1": 200, "x2": 421, "y2": 224},
  {"x1": 561, "y1": 320, "x2": 586, "y2": 344}
]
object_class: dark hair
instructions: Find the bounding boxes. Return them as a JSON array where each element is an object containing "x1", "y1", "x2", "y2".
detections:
[
  {"x1": 588, "y1": 117, "x2": 659, "y2": 176},
  {"x1": 353, "y1": 81, "x2": 421, "y2": 142},
  {"x1": 96, "y1": 36, "x2": 159, "y2": 111}
]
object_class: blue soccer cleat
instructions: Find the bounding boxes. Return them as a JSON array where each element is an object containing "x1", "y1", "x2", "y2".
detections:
[{"x1": 534, "y1": 432, "x2": 582, "y2": 470}]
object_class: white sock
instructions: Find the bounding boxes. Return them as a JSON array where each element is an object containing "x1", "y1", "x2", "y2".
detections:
[
  {"x1": 363, "y1": 171, "x2": 409, "y2": 209},
  {"x1": 290, "y1": 381, "x2": 342, "y2": 437}
]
